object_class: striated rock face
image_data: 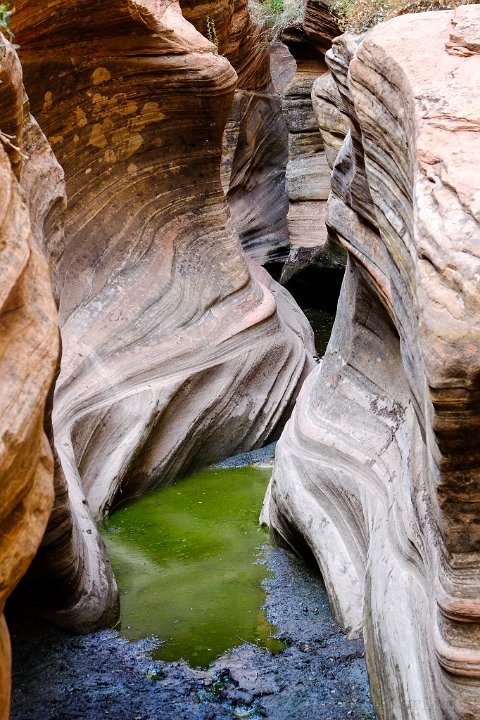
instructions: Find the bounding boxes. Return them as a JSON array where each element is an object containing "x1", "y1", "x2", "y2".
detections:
[
  {"x1": 0, "y1": 39, "x2": 59, "y2": 718},
  {"x1": 304, "y1": 0, "x2": 341, "y2": 54},
  {"x1": 225, "y1": 1, "x2": 291, "y2": 264},
  {"x1": 13, "y1": 0, "x2": 315, "y2": 631},
  {"x1": 223, "y1": 79, "x2": 290, "y2": 265},
  {"x1": 263, "y1": 6, "x2": 480, "y2": 719},
  {"x1": 311, "y1": 71, "x2": 349, "y2": 171},
  {"x1": 269, "y1": 8, "x2": 345, "y2": 303},
  {"x1": 279, "y1": 1, "x2": 341, "y2": 257},
  {"x1": 181, "y1": 0, "x2": 291, "y2": 265},
  {"x1": 280, "y1": 31, "x2": 331, "y2": 251}
]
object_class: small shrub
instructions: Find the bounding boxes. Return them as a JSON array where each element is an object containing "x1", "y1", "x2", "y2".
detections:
[
  {"x1": 263, "y1": 0, "x2": 285, "y2": 24},
  {"x1": 248, "y1": 0, "x2": 303, "y2": 39},
  {"x1": 0, "y1": 2, "x2": 13, "y2": 42},
  {"x1": 206, "y1": 16, "x2": 219, "y2": 51}
]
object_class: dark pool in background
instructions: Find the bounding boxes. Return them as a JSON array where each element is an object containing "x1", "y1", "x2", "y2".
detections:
[
  {"x1": 102, "y1": 466, "x2": 283, "y2": 667},
  {"x1": 303, "y1": 307, "x2": 336, "y2": 357}
]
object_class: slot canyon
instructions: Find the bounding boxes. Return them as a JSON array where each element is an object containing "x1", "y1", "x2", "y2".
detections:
[{"x1": 0, "y1": 1, "x2": 479, "y2": 719}]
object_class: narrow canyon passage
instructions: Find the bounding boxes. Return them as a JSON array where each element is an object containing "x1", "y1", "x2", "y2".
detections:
[
  {"x1": 8, "y1": 296, "x2": 372, "y2": 720},
  {"x1": 1, "y1": 2, "x2": 479, "y2": 719}
]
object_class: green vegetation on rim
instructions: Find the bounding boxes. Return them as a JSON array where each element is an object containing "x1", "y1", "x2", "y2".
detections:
[
  {"x1": 249, "y1": 0, "x2": 477, "y2": 37},
  {"x1": 249, "y1": 0, "x2": 303, "y2": 38},
  {"x1": 205, "y1": 16, "x2": 219, "y2": 50}
]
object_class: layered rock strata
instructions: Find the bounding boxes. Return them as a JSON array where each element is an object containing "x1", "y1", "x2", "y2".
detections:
[
  {"x1": 280, "y1": 0, "x2": 341, "y2": 254},
  {"x1": 0, "y1": 38, "x2": 59, "y2": 718},
  {"x1": 311, "y1": 71, "x2": 349, "y2": 172},
  {"x1": 263, "y1": 7, "x2": 480, "y2": 719},
  {"x1": 224, "y1": 1, "x2": 291, "y2": 265},
  {"x1": 304, "y1": 0, "x2": 341, "y2": 55},
  {"x1": 281, "y1": 31, "x2": 331, "y2": 250},
  {"x1": 271, "y1": 8, "x2": 345, "y2": 302},
  {"x1": 182, "y1": 0, "x2": 291, "y2": 265},
  {"x1": 223, "y1": 70, "x2": 290, "y2": 265},
  {"x1": 13, "y1": 0, "x2": 315, "y2": 631}
]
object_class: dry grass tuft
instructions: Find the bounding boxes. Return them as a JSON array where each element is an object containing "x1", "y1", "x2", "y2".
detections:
[{"x1": 248, "y1": 0, "x2": 304, "y2": 38}]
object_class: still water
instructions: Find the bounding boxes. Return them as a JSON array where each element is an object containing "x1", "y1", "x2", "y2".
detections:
[
  {"x1": 303, "y1": 307, "x2": 336, "y2": 357},
  {"x1": 101, "y1": 466, "x2": 283, "y2": 667}
]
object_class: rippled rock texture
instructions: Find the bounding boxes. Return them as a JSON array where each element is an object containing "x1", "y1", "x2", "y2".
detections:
[
  {"x1": 304, "y1": 0, "x2": 341, "y2": 54},
  {"x1": 182, "y1": 0, "x2": 290, "y2": 265},
  {"x1": 263, "y1": 7, "x2": 480, "y2": 718},
  {"x1": 224, "y1": 0, "x2": 291, "y2": 265},
  {"x1": 12, "y1": 0, "x2": 314, "y2": 633},
  {"x1": 311, "y1": 71, "x2": 349, "y2": 172},
  {"x1": 283, "y1": 42, "x2": 330, "y2": 250},
  {"x1": 0, "y1": 38, "x2": 59, "y2": 718},
  {"x1": 272, "y1": 14, "x2": 334, "y2": 253}
]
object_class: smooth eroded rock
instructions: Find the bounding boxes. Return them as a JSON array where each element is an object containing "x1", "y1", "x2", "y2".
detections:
[
  {"x1": 0, "y1": 37, "x2": 59, "y2": 718},
  {"x1": 184, "y1": 0, "x2": 291, "y2": 265},
  {"x1": 13, "y1": 0, "x2": 315, "y2": 632},
  {"x1": 272, "y1": 20, "x2": 346, "y2": 305},
  {"x1": 263, "y1": 7, "x2": 480, "y2": 718}
]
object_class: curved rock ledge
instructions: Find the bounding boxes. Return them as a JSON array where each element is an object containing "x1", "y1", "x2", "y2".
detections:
[
  {"x1": 226, "y1": 9, "x2": 291, "y2": 265},
  {"x1": 13, "y1": 1, "x2": 315, "y2": 632},
  {"x1": 304, "y1": 0, "x2": 341, "y2": 55},
  {"x1": 263, "y1": 7, "x2": 480, "y2": 718},
  {"x1": 0, "y1": 38, "x2": 59, "y2": 718}
]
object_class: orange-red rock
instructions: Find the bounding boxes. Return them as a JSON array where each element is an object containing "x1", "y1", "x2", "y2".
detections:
[
  {"x1": 0, "y1": 38, "x2": 59, "y2": 718},
  {"x1": 304, "y1": 0, "x2": 341, "y2": 54}
]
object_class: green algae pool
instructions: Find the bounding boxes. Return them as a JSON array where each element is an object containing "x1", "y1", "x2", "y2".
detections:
[{"x1": 101, "y1": 466, "x2": 284, "y2": 667}]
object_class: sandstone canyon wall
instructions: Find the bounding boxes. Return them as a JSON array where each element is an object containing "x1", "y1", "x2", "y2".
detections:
[
  {"x1": 271, "y1": 2, "x2": 346, "y2": 304},
  {"x1": 263, "y1": 6, "x2": 480, "y2": 719},
  {"x1": 0, "y1": 38, "x2": 59, "y2": 719},
  {"x1": 9, "y1": 0, "x2": 314, "y2": 633},
  {"x1": 181, "y1": 0, "x2": 291, "y2": 265}
]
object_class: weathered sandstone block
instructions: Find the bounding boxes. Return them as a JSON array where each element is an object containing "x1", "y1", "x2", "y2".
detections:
[
  {"x1": 13, "y1": 0, "x2": 315, "y2": 631},
  {"x1": 263, "y1": 7, "x2": 480, "y2": 718},
  {"x1": 279, "y1": 0, "x2": 341, "y2": 253},
  {"x1": 282, "y1": 48, "x2": 331, "y2": 248},
  {"x1": 0, "y1": 38, "x2": 59, "y2": 718},
  {"x1": 311, "y1": 72, "x2": 349, "y2": 170},
  {"x1": 304, "y1": 0, "x2": 341, "y2": 54},
  {"x1": 269, "y1": 11, "x2": 346, "y2": 299}
]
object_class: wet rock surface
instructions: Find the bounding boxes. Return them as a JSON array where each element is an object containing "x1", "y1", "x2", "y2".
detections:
[{"x1": 9, "y1": 547, "x2": 374, "y2": 720}]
